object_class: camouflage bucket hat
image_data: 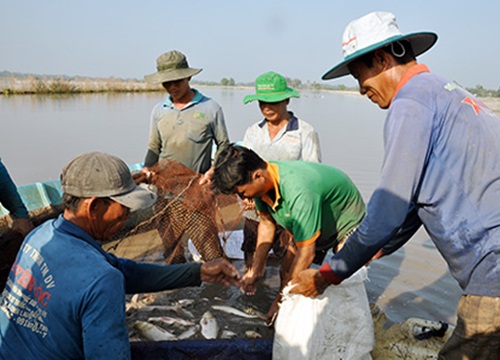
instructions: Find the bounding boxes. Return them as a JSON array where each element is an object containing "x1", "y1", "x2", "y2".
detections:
[
  {"x1": 144, "y1": 50, "x2": 202, "y2": 84},
  {"x1": 243, "y1": 71, "x2": 300, "y2": 104}
]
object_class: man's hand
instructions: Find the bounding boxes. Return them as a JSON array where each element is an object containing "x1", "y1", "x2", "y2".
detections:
[
  {"x1": 240, "y1": 266, "x2": 264, "y2": 295},
  {"x1": 133, "y1": 167, "x2": 154, "y2": 185},
  {"x1": 289, "y1": 269, "x2": 329, "y2": 298},
  {"x1": 198, "y1": 167, "x2": 215, "y2": 186},
  {"x1": 200, "y1": 258, "x2": 241, "y2": 287},
  {"x1": 241, "y1": 198, "x2": 255, "y2": 211},
  {"x1": 11, "y1": 218, "x2": 34, "y2": 237}
]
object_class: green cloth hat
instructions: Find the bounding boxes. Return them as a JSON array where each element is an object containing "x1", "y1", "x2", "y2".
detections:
[
  {"x1": 322, "y1": 11, "x2": 437, "y2": 80},
  {"x1": 144, "y1": 50, "x2": 202, "y2": 84},
  {"x1": 243, "y1": 71, "x2": 300, "y2": 104}
]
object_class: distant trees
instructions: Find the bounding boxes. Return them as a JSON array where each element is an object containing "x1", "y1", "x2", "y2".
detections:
[
  {"x1": 286, "y1": 77, "x2": 302, "y2": 89},
  {"x1": 216, "y1": 76, "x2": 359, "y2": 92},
  {"x1": 466, "y1": 84, "x2": 500, "y2": 98},
  {"x1": 220, "y1": 77, "x2": 235, "y2": 86}
]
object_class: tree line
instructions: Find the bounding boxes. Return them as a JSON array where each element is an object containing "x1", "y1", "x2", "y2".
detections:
[{"x1": 210, "y1": 77, "x2": 500, "y2": 96}]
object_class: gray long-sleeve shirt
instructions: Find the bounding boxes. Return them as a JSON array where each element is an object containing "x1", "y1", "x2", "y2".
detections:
[{"x1": 145, "y1": 89, "x2": 229, "y2": 173}]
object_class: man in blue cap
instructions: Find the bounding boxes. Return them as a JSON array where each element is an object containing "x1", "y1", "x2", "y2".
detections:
[{"x1": 291, "y1": 11, "x2": 500, "y2": 358}]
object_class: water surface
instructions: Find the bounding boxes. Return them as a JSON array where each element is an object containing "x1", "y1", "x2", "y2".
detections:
[{"x1": 0, "y1": 88, "x2": 462, "y2": 324}]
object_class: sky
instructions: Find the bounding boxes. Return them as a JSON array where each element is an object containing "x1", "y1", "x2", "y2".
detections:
[{"x1": 1, "y1": 0, "x2": 499, "y2": 89}]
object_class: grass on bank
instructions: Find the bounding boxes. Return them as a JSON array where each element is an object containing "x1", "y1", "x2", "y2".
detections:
[
  {"x1": 0, "y1": 76, "x2": 358, "y2": 95},
  {"x1": 1, "y1": 77, "x2": 163, "y2": 95}
]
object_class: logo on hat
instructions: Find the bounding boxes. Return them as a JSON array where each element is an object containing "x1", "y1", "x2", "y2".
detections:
[{"x1": 243, "y1": 71, "x2": 300, "y2": 104}]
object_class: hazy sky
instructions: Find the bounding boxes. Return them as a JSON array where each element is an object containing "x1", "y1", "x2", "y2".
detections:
[{"x1": 1, "y1": 0, "x2": 499, "y2": 89}]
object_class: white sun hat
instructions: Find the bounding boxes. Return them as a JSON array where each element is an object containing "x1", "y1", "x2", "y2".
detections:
[{"x1": 322, "y1": 11, "x2": 438, "y2": 80}]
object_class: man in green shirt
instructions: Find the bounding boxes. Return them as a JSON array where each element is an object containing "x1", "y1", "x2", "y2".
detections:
[{"x1": 212, "y1": 144, "x2": 366, "y2": 325}]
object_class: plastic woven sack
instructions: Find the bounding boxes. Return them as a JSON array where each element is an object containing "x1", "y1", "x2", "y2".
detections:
[{"x1": 273, "y1": 267, "x2": 374, "y2": 360}]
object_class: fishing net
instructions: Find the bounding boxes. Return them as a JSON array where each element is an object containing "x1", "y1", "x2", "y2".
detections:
[{"x1": 108, "y1": 159, "x2": 245, "y2": 264}]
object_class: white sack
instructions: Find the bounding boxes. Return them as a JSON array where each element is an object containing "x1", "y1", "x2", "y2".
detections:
[
  {"x1": 188, "y1": 230, "x2": 245, "y2": 261},
  {"x1": 273, "y1": 267, "x2": 374, "y2": 360}
]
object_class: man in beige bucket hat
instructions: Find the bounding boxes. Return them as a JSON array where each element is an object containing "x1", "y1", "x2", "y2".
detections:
[
  {"x1": 291, "y1": 11, "x2": 500, "y2": 359},
  {"x1": 141, "y1": 50, "x2": 230, "y2": 264},
  {"x1": 142, "y1": 50, "x2": 229, "y2": 174}
]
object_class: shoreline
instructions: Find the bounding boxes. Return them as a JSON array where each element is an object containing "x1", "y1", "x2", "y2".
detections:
[{"x1": 1, "y1": 77, "x2": 498, "y2": 112}]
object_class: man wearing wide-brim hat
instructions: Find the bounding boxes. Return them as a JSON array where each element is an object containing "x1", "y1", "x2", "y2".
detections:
[
  {"x1": 291, "y1": 11, "x2": 500, "y2": 358},
  {"x1": 142, "y1": 50, "x2": 229, "y2": 175},
  {"x1": 141, "y1": 50, "x2": 230, "y2": 264}
]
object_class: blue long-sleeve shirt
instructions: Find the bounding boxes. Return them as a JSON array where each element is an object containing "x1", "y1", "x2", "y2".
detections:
[
  {"x1": 321, "y1": 65, "x2": 500, "y2": 297},
  {"x1": 0, "y1": 215, "x2": 202, "y2": 359},
  {"x1": 0, "y1": 159, "x2": 29, "y2": 219}
]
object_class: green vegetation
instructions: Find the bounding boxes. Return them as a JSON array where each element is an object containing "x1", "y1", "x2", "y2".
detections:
[
  {"x1": 465, "y1": 84, "x2": 500, "y2": 98},
  {"x1": 220, "y1": 77, "x2": 235, "y2": 86}
]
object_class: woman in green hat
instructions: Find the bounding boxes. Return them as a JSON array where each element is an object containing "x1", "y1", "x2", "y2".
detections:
[{"x1": 242, "y1": 71, "x2": 321, "y2": 163}]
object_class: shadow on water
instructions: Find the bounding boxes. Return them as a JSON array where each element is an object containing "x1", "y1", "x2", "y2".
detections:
[
  {"x1": 366, "y1": 233, "x2": 461, "y2": 325},
  {"x1": 366, "y1": 247, "x2": 405, "y2": 307}
]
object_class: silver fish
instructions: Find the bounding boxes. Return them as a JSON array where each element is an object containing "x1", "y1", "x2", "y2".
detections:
[
  {"x1": 221, "y1": 330, "x2": 238, "y2": 339},
  {"x1": 126, "y1": 293, "x2": 157, "y2": 312},
  {"x1": 200, "y1": 311, "x2": 219, "y2": 339},
  {"x1": 134, "y1": 321, "x2": 176, "y2": 341},
  {"x1": 212, "y1": 305, "x2": 266, "y2": 320},
  {"x1": 148, "y1": 316, "x2": 195, "y2": 327},
  {"x1": 139, "y1": 305, "x2": 195, "y2": 319},
  {"x1": 176, "y1": 299, "x2": 195, "y2": 307},
  {"x1": 177, "y1": 325, "x2": 200, "y2": 340},
  {"x1": 245, "y1": 330, "x2": 262, "y2": 339}
]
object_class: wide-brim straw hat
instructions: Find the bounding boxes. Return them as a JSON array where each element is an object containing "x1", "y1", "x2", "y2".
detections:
[
  {"x1": 243, "y1": 71, "x2": 300, "y2": 104},
  {"x1": 144, "y1": 50, "x2": 202, "y2": 84},
  {"x1": 322, "y1": 11, "x2": 438, "y2": 80}
]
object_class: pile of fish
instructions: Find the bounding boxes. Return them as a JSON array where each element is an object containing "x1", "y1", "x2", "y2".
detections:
[{"x1": 127, "y1": 292, "x2": 271, "y2": 342}]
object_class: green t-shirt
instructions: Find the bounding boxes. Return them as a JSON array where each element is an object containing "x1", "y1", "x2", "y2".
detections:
[{"x1": 254, "y1": 161, "x2": 365, "y2": 250}]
